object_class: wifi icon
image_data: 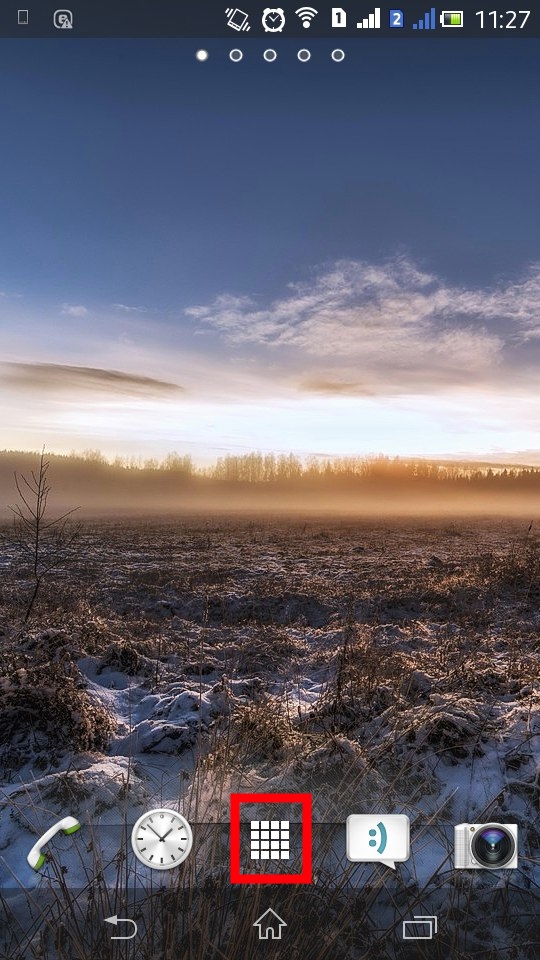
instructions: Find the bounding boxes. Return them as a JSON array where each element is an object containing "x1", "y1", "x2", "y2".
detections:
[{"x1": 295, "y1": 6, "x2": 318, "y2": 28}]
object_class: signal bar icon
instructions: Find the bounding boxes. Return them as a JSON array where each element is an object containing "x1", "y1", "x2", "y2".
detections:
[
  {"x1": 357, "y1": 6, "x2": 381, "y2": 29},
  {"x1": 412, "y1": 6, "x2": 436, "y2": 29},
  {"x1": 296, "y1": 6, "x2": 318, "y2": 28}
]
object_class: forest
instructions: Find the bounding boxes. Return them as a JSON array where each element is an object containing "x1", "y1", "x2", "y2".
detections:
[{"x1": 1, "y1": 449, "x2": 539, "y2": 516}]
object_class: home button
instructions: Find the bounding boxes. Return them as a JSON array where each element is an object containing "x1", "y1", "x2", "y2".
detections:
[{"x1": 253, "y1": 908, "x2": 287, "y2": 940}]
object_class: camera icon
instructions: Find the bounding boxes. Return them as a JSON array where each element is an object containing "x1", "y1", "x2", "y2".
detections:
[{"x1": 454, "y1": 823, "x2": 518, "y2": 869}]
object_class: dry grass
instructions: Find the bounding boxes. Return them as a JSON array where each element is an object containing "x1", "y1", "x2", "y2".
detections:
[{"x1": 0, "y1": 516, "x2": 539, "y2": 958}]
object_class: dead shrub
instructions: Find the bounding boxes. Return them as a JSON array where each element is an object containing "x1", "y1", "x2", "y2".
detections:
[{"x1": 0, "y1": 663, "x2": 115, "y2": 772}]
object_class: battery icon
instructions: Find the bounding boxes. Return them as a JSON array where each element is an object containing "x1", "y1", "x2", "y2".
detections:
[{"x1": 440, "y1": 10, "x2": 463, "y2": 27}]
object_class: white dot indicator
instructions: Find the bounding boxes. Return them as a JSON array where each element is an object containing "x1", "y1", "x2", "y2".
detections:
[
  {"x1": 195, "y1": 49, "x2": 209, "y2": 62},
  {"x1": 263, "y1": 49, "x2": 277, "y2": 62},
  {"x1": 331, "y1": 49, "x2": 345, "y2": 62},
  {"x1": 297, "y1": 48, "x2": 311, "y2": 62},
  {"x1": 229, "y1": 48, "x2": 243, "y2": 62}
]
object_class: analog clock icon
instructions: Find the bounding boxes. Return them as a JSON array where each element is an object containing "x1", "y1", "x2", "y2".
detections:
[
  {"x1": 262, "y1": 8, "x2": 286, "y2": 32},
  {"x1": 131, "y1": 808, "x2": 193, "y2": 870}
]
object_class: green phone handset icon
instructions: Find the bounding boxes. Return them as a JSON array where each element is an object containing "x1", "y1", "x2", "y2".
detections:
[{"x1": 27, "y1": 816, "x2": 81, "y2": 871}]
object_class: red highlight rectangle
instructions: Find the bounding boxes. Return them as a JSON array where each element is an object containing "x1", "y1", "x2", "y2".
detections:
[{"x1": 230, "y1": 792, "x2": 312, "y2": 884}]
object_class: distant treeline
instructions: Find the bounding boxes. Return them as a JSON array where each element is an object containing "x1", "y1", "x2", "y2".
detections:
[
  {"x1": 205, "y1": 453, "x2": 540, "y2": 486},
  {"x1": 1, "y1": 449, "x2": 540, "y2": 516},
  {"x1": 1, "y1": 448, "x2": 540, "y2": 485}
]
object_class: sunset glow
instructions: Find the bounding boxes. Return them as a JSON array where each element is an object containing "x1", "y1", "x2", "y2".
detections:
[{"x1": 1, "y1": 41, "x2": 538, "y2": 463}]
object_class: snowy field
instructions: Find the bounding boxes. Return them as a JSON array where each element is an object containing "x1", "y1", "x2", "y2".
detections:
[{"x1": 0, "y1": 515, "x2": 539, "y2": 959}]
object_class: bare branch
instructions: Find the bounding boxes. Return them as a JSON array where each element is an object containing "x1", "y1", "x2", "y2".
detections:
[{"x1": 3, "y1": 449, "x2": 81, "y2": 621}]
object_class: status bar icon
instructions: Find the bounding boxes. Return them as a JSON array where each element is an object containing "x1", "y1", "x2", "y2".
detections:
[
  {"x1": 440, "y1": 10, "x2": 464, "y2": 27},
  {"x1": 356, "y1": 6, "x2": 381, "y2": 29},
  {"x1": 412, "y1": 7, "x2": 436, "y2": 29},
  {"x1": 53, "y1": 10, "x2": 73, "y2": 29},
  {"x1": 296, "y1": 6, "x2": 318, "y2": 28},
  {"x1": 225, "y1": 8, "x2": 250, "y2": 32},
  {"x1": 332, "y1": 7, "x2": 347, "y2": 27}
]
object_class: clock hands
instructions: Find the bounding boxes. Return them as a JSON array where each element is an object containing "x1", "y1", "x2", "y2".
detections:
[{"x1": 147, "y1": 823, "x2": 175, "y2": 842}]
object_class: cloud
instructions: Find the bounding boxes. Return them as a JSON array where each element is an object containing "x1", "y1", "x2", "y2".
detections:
[
  {"x1": 61, "y1": 303, "x2": 89, "y2": 318},
  {"x1": 186, "y1": 258, "x2": 540, "y2": 396},
  {"x1": 1, "y1": 362, "x2": 185, "y2": 399},
  {"x1": 113, "y1": 303, "x2": 148, "y2": 314},
  {"x1": 299, "y1": 378, "x2": 374, "y2": 396}
]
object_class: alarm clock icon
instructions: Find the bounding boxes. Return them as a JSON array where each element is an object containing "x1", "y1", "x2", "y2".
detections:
[{"x1": 262, "y1": 8, "x2": 286, "y2": 32}]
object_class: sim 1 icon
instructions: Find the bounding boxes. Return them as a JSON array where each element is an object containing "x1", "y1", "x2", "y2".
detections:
[
  {"x1": 346, "y1": 814, "x2": 410, "y2": 869},
  {"x1": 332, "y1": 8, "x2": 347, "y2": 27},
  {"x1": 389, "y1": 9, "x2": 404, "y2": 27}
]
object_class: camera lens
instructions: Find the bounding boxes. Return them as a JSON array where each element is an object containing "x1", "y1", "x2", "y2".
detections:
[{"x1": 472, "y1": 825, "x2": 515, "y2": 867}]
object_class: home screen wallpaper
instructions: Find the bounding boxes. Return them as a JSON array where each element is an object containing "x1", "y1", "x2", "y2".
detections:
[{"x1": 0, "y1": 13, "x2": 539, "y2": 960}]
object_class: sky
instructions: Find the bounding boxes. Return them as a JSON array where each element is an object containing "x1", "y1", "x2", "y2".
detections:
[{"x1": 0, "y1": 38, "x2": 539, "y2": 463}]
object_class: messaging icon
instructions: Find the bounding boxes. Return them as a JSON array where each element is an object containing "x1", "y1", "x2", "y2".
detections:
[{"x1": 346, "y1": 814, "x2": 410, "y2": 869}]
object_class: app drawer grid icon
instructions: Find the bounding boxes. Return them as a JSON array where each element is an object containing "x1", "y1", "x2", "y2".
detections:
[
  {"x1": 250, "y1": 819, "x2": 290, "y2": 860},
  {"x1": 230, "y1": 792, "x2": 312, "y2": 884}
]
